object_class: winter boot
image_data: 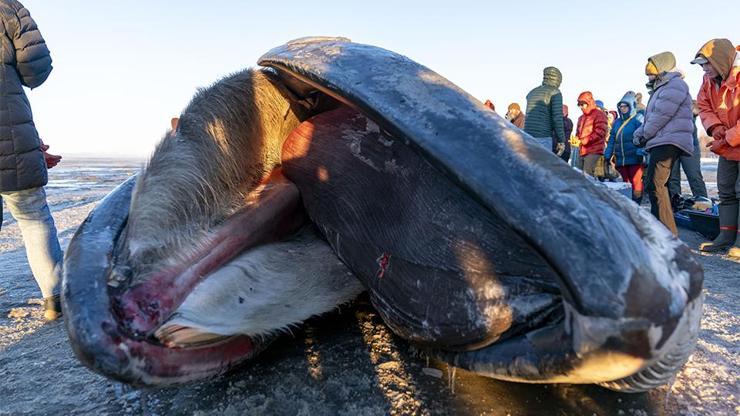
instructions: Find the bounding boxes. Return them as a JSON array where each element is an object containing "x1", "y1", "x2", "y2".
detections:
[
  {"x1": 700, "y1": 204, "x2": 738, "y2": 252},
  {"x1": 43, "y1": 294, "x2": 62, "y2": 321},
  {"x1": 729, "y1": 211, "x2": 740, "y2": 260}
]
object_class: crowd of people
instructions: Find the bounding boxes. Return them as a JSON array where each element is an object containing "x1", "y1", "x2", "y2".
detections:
[{"x1": 488, "y1": 38, "x2": 739, "y2": 259}]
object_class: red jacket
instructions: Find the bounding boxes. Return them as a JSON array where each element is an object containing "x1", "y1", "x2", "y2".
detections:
[
  {"x1": 576, "y1": 91, "x2": 608, "y2": 156},
  {"x1": 697, "y1": 46, "x2": 740, "y2": 161}
]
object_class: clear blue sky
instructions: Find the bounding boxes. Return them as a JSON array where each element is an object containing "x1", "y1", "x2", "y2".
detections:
[{"x1": 21, "y1": 0, "x2": 736, "y2": 158}]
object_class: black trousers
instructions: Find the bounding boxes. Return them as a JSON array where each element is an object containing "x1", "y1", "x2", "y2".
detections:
[
  {"x1": 645, "y1": 145, "x2": 682, "y2": 235},
  {"x1": 668, "y1": 141, "x2": 708, "y2": 199},
  {"x1": 717, "y1": 156, "x2": 740, "y2": 207}
]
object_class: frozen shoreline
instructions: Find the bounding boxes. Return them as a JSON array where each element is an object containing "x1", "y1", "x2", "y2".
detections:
[{"x1": 1, "y1": 159, "x2": 738, "y2": 415}]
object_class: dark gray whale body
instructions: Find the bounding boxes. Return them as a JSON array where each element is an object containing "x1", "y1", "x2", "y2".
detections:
[{"x1": 63, "y1": 37, "x2": 703, "y2": 392}]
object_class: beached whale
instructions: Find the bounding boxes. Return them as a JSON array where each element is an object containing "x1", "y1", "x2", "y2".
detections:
[{"x1": 62, "y1": 37, "x2": 703, "y2": 392}]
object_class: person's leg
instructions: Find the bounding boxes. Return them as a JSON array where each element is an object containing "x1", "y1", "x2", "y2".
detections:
[
  {"x1": 628, "y1": 164, "x2": 645, "y2": 203},
  {"x1": 682, "y1": 145, "x2": 708, "y2": 199},
  {"x1": 726, "y1": 160, "x2": 740, "y2": 258},
  {"x1": 616, "y1": 166, "x2": 630, "y2": 183},
  {"x1": 645, "y1": 145, "x2": 680, "y2": 235},
  {"x1": 583, "y1": 154, "x2": 599, "y2": 177},
  {"x1": 2, "y1": 187, "x2": 63, "y2": 299},
  {"x1": 668, "y1": 157, "x2": 682, "y2": 199},
  {"x1": 560, "y1": 143, "x2": 571, "y2": 163},
  {"x1": 645, "y1": 156, "x2": 658, "y2": 217},
  {"x1": 701, "y1": 157, "x2": 739, "y2": 252},
  {"x1": 617, "y1": 165, "x2": 638, "y2": 202}
]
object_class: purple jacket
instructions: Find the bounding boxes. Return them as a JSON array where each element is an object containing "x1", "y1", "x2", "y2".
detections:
[{"x1": 634, "y1": 72, "x2": 694, "y2": 155}]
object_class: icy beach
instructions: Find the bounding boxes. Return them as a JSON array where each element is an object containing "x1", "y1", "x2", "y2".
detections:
[{"x1": 0, "y1": 157, "x2": 737, "y2": 415}]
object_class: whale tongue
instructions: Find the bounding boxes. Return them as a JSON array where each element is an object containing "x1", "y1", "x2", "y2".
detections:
[{"x1": 113, "y1": 169, "x2": 306, "y2": 339}]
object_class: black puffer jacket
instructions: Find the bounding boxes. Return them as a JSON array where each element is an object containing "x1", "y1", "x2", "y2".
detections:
[
  {"x1": 0, "y1": 0, "x2": 52, "y2": 192},
  {"x1": 523, "y1": 67, "x2": 565, "y2": 145}
]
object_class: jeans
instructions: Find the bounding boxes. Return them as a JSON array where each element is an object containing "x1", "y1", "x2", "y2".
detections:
[
  {"x1": 717, "y1": 156, "x2": 740, "y2": 207},
  {"x1": 668, "y1": 142, "x2": 708, "y2": 198},
  {"x1": 0, "y1": 187, "x2": 62, "y2": 298},
  {"x1": 645, "y1": 145, "x2": 681, "y2": 236}
]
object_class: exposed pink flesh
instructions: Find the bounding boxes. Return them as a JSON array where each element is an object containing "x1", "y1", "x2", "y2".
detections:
[
  {"x1": 115, "y1": 170, "x2": 305, "y2": 337},
  {"x1": 98, "y1": 319, "x2": 259, "y2": 384}
]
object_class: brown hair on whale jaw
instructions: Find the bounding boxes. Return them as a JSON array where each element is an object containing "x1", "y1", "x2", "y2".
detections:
[
  {"x1": 108, "y1": 67, "x2": 362, "y2": 346},
  {"x1": 122, "y1": 68, "x2": 305, "y2": 281}
]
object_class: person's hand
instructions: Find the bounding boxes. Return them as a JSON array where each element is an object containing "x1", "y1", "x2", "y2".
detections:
[
  {"x1": 708, "y1": 138, "x2": 728, "y2": 153},
  {"x1": 555, "y1": 142, "x2": 565, "y2": 156},
  {"x1": 632, "y1": 135, "x2": 646, "y2": 147},
  {"x1": 44, "y1": 151, "x2": 61, "y2": 169},
  {"x1": 710, "y1": 125, "x2": 727, "y2": 141},
  {"x1": 39, "y1": 140, "x2": 62, "y2": 168}
]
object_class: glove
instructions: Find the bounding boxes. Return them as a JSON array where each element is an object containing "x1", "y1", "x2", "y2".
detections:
[
  {"x1": 555, "y1": 142, "x2": 565, "y2": 156},
  {"x1": 708, "y1": 138, "x2": 728, "y2": 154},
  {"x1": 710, "y1": 125, "x2": 727, "y2": 141},
  {"x1": 39, "y1": 140, "x2": 62, "y2": 169},
  {"x1": 632, "y1": 135, "x2": 646, "y2": 148},
  {"x1": 44, "y1": 151, "x2": 62, "y2": 169}
]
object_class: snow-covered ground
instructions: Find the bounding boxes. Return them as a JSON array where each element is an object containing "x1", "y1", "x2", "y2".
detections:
[{"x1": 0, "y1": 158, "x2": 737, "y2": 415}]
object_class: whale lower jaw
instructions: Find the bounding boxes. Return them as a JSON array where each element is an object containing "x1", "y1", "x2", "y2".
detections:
[
  {"x1": 460, "y1": 294, "x2": 703, "y2": 392},
  {"x1": 597, "y1": 293, "x2": 703, "y2": 392}
]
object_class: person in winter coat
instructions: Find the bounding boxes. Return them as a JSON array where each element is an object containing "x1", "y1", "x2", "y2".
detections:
[
  {"x1": 0, "y1": 0, "x2": 62, "y2": 320},
  {"x1": 668, "y1": 100, "x2": 708, "y2": 200},
  {"x1": 692, "y1": 38, "x2": 740, "y2": 258},
  {"x1": 506, "y1": 103, "x2": 526, "y2": 128},
  {"x1": 633, "y1": 51, "x2": 695, "y2": 236},
  {"x1": 604, "y1": 92, "x2": 645, "y2": 203},
  {"x1": 560, "y1": 105, "x2": 573, "y2": 163},
  {"x1": 575, "y1": 91, "x2": 608, "y2": 176},
  {"x1": 635, "y1": 92, "x2": 647, "y2": 113},
  {"x1": 524, "y1": 67, "x2": 566, "y2": 157}
]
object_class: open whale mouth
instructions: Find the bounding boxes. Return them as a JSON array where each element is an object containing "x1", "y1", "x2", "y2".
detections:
[
  {"x1": 111, "y1": 171, "x2": 305, "y2": 342},
  {"x1": 63, "y1": 37, "x2": 704, "y2": 390}
]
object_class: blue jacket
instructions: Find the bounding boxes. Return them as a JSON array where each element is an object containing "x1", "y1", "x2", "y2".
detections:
[{"x1": 604, "y1": 92, "x2": 644, "y2": 167}]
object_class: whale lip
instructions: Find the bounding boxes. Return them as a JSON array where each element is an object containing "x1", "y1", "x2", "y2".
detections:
[
  {"x1": 62, "y1": 176, "x2": 269, "y2": 386},
  {"x1": 111, "y1": 170, "x2": 305, "y2": 339}
]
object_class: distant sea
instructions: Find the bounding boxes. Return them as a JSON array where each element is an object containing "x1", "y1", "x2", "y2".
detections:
[
  {"x1": 46, "y1": 157, "x2": 144, "y2": 200},
  {"x1": 32, "y1": 154, "x2": 726, "y2": 209},
  {"x1": 46, "y1": 155, "x2": 718, "y2": 198}
]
